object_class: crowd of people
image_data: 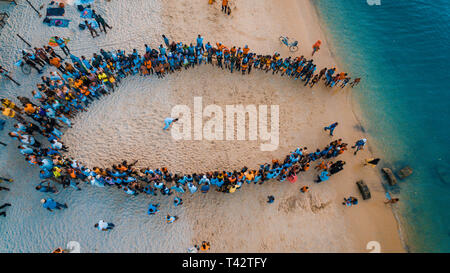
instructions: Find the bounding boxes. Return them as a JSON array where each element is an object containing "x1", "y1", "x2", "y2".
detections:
[{"x1": 0, "y1": 33, "x2": 365, "y2": 219}]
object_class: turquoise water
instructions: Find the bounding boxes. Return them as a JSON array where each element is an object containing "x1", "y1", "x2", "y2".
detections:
[{"x1": 314, "y1": 0, "x2": 450, "y2": 252}]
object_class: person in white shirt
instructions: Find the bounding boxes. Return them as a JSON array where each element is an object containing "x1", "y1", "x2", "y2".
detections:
[{"x1": 94, "y1": 220, "x2": 115, "y2": 231}]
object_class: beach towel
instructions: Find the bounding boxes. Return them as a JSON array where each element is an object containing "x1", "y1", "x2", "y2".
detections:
[
  {"x1": 44, "y1": 18, "x2": 71, "y2": 28},
  {"x1": 80, "y1": 8, "x2": 93, "y2": 18},
  {"x1": 46, "y1": 7, "x2": 65, "y2": 17}
]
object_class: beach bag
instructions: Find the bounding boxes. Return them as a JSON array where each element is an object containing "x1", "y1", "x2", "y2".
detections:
[{"x1": 79, "y1": 23, "x2": 86, "y2": 30}]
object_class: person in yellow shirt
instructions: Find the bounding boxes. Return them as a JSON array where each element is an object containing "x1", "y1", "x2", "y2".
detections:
[{"x1": 1, "y1": 106, "x2": 15, "y2": 118}]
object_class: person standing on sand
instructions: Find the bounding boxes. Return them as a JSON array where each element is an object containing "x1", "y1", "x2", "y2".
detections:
[
  {"x1": 163, "y1": 117, "x2": 178, "y2": 130},
  {"x1": 200, "y1": 241, "x2": 211, "y2": 251},
  {"x1": 324, "y1": 122, "x2": 338, "y2": 136},
  {"x1": 166, "y1": 214, "x2": 178, "y2": 224},
  {"x1": 352, "y1": 138, "x2": 367, "y2": 155},
  {"x1": 92, "y1": 10, "x2": 112, "y2": 34},
  {"x1": 222, "y1": 0, "x2": 228, "y2": 14},
  {"x1": 84, "y1": 20, "x2": 99, "y2": 38},
  {"x1": 162, "y1": 34, "x2": 170, "y2": 48},
  {"x1": 312, "y1": 40, "x2": 321, "y2": 56},
  {"x1": 54, "y1": 36, "x2": 70, "y2": 56}
]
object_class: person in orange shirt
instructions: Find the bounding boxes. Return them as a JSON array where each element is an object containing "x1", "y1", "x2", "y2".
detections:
[
  {"x1": 243, "y1": 45, "x2": 250, "y2": 56},
  {"x1": 312, "y1": 40, "x2": 321, "y2": 56},
  {"x1": 200, "y1": 241, "x2": 210, "y2": 251},
  {"x1": 50, "y1": 57, "x2": 66, "y2": 73},
  {"x1": 24, "y1": 103, "x2": 36, "y2": 115},
  {"x1": 303, "y1": 163, "x2": 310, "y2": 171},
  {"x1": 222, "y1": 0, "x2": 228, "y2": 14}
]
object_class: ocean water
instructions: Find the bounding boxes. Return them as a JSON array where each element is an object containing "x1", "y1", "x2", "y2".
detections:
[{"x1": 314, "y1": 0, "x2": 450, "y2": 252}]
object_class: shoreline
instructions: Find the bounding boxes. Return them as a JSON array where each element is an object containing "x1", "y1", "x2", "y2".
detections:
[{"x1": 309, "y1": 1, "x2": 408, "y2": 252}]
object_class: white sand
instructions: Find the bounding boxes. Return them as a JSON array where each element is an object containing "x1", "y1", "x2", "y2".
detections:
[{"x1": 0, "y1": 0, "x2": 404, "y2": 252}]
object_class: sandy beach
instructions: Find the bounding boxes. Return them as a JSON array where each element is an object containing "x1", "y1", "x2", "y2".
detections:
[{"x1": 0, "y1": 0, "x2": 404, "y2": 252}]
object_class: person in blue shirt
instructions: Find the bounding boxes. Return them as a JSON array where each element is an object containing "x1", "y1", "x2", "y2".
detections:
[
  {"x1": 196, "y1": 34, "x2": 204, "y2": 49},
  {"x1": 315, "y1": 170, "x2": 330, "y2": 183},
  {"x1": 162, "y1": 34, "x2": 170, "y2": 47},
  {"x1": 54, "y1": 36, "x2": 70, "y2": 56},
  {"x1": 163, "y1": 117, "x2": 179, "y2": 130},
  {"x1": 174, "y1": 196, "x2": 183, "y2": 207},
  {"x1": 41, "y1": 198, "x2": 67, "y2": 212},
  {"x1": 148, "y1": 203, "x2": 160, "y2": 215},
  {"x1": 35, "y1": 181, "x2": 58, "y2": 193},
  {"x1": 324, "y1": 122, "x2": 339, "y2": 136}
]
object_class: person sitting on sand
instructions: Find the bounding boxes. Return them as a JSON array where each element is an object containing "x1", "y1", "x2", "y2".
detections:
[
  {"x1": 267, "y1": 195, "x2": 275, "y2": 203},
  {"x1": 342, "y1": 197, "x2": 358, "y2": 207},
  {"x1": 300, "y1": 186, "x2": 309, "y2": 193},
  {"x1": 312, "y1": 40, "x2": 321, "y2": 56}
]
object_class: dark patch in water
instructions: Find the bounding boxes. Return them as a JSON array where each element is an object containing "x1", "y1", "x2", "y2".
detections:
[
  {"x1": 353, "y1": 124, "x2": 366, "y2": 133},
  {"x1": 435, "y1": 163, "x2": 450, "y2": 186}
]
